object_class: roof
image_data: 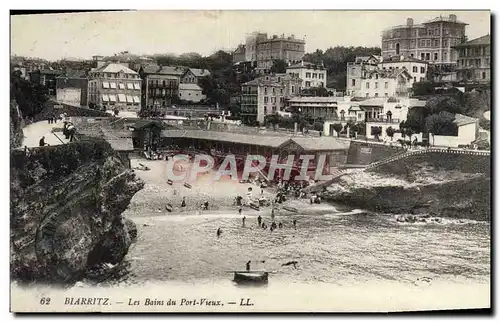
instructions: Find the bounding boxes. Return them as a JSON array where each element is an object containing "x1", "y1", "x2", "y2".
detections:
[
  {"x1": 453, "y1": 34, "x2": 490, "y2": 48},
  {"x1": 358, "y1": 98, "x2": 386, "y2": 107},
  {"x1": 161, "y1": 130, "x2": 291, "y2": 147},
  {"x1": 63, "y1": 69, "x2": 87, "y2": 78},
  {"x1": 130, "y1": 120, "x2": 167, "y2": 130},
  {"x1": 160, "y1": 130, "x2": 351, "y2": 151},
  {"x1": 288, "y1": 97, "x2": 340, "y2": 103},
  {"x1": 454, "y1": 114, "x2": 478, "y2": 127},
  {"x1": 35, "y1": 69, "x2": 64, "y2": 75},
  {"x1": 189, "y1": 68, "x2": 211, "y2": 77},
  {"x1": 141, "y1": 65, "x2": 187, "y2": 75},
  {"x1": 96, "y1": 63, "x2": 138, "y2": 75},
  {"x1": 366, "y1": 68, "x2": 412, "y2": 79},
  {"x1": 76, "y1": 127, "x2": 134, "y2": 151},
  {"x1": 106, "y1": 138, "x2": 134, "y2": 151},
  {"x1": 243, "y1": 74, "x2": 301, "y2": 86},
  {"x1": 380, "y1": 56, "x2": 428, "y2": 64},
  {"x1": 179, "y1": 83, "x2": 203, "y2": 91},
  {"x1": 286, "y1": 62, "x2": 325, "y2": 70},
  {"x1": 423, "y1": 15, "x2": 468, "y2": 25},
  {"x1": 290, "y1": 137, "x2": 351, "y2": 151}
]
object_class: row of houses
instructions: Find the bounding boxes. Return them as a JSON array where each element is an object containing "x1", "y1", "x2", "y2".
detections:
[{"x1": 25, "y1": 56, "x2": 212, "y2": 112}]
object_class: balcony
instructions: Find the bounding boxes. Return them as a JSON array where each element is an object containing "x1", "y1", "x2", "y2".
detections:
[
  {"x1": 325, "y1": 116, "x2": 357, "y2": 122},
  {"x1": 366, "y1": 117, "x2": 400, "y2": 124}
]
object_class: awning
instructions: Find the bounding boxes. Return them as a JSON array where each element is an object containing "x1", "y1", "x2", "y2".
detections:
[
  {"x1": 108, "y1": 94, "x2": 117, "y2": 102},
  {"x1": 133, "y1": 96, "x2": 140, "y2": 103},
  {"x1": 102, "y1": 81, "x2": 110, "y2": 89},
  {"x1": 126, "y1": 95, "x2": 134, "y2": 103},
  {"x1": 101, "y1": 94, "x2": 109, "y2": 102},
  {"x1": 109, "y1": 82, "x2": 117, "y2": 89},
  {"x1": 127, "y1": 83, "x2": 134, "y2": 90},
  {"x1": 133, "y1": 83, "x2": 140, "y2": 90},
  {"x1": 118, "y1": 83, "x2": 126, "y2": 90},
  {"x1": 118, "y1": 94, "x2": 127, "y2": 102}
]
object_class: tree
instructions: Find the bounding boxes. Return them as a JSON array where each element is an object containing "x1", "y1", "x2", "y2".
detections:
[
  {"x1": 301, "y1": 87, "x2": 330, "y2": 97},
  {"x1": 332, "y1": 123, "x2": 343, "y2": 137},
  {"x1": 371, "y1": 126, "x2": 382, "y2": 141},
  {"x1": 386, "y1": 126, "x2": 396, "y2": 141},
  {"x1": 313, "y1": 121, "x2": 324, "y2": 132},
  {"x1": 270, "y1": 59, "x2": 287, "y2": 74},
  {"x1": 425, "y1": 111, "x2": 458, "y2": 145},
  {"x1": 425, "y1": 95, "x2": 464, "y2": 115},
  {"x1": 10, "y1": 70, "x2": 49, "y2": 118}
]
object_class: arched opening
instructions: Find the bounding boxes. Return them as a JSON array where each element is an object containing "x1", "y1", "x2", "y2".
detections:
[
  {"x1": 396, "y1": 43, "x2": 400, "y2": 55},
  {"x1": 386, "y1": 111, "x2": 393, "y2": 121}
]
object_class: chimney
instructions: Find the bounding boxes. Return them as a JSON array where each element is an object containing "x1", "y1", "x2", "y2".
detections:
[
  {"x1": 406, "y1": 18, "x2": 414, "y2": 26},
  {"x1": 449, "y1": 14, "x2": 457, "y2": 22}
]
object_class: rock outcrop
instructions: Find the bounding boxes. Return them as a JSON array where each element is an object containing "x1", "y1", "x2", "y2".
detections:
[
  {"x1": 10, "y1": 139, "x2": 144, "y2": 284},
  {"x1": 323, "y1": 152, "x2": 491, "y2": 221}
]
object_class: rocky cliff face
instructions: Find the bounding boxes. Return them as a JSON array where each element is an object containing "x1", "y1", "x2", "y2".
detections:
[
  {"x1": 10, "y1": 101, "x2": 23, "y2": 149},
  {"x1": 10, "y1": 139, "x2": 144, "y2": 284},
  {"x1": 324, "y1": 158, "x2": 491, "y2": 221}
]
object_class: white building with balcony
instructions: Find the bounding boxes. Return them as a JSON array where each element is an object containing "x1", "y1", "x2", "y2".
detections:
[
  {"x1": 362, "y1": 97, "x2": 426, "y2": 140},
  {"x1": 378, "y1": 56, "x2": 429, "y2": 83},
  {"x1": 286, "y1": 61, "x2": 327, "y2": 89}
]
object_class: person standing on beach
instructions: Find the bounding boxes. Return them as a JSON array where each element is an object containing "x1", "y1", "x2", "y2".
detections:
[
  {"x1": 293, "y1": 219, "x2": 297, "y2": 229},
  {"x1": 181, "y1": 197, "x2": 186, "y2": 208},
  {"x1": 238, "y1": 208, "x2": 242, "y2": 215},
  {"x1": 246, "y1": 261, "x2": 251, "y2": 271},
  {"x1": 242, "y1": 216, "x2": 246, "y2": 227},
  {"x1": 217, "y1": 228, "x2": 222, "y2": 238},
  {"x1": 257, "y1": 215, "x2": 262, "y2": 226},
  {"x1": 271, "y1": 208, "x2": 275, "y2": 221}
]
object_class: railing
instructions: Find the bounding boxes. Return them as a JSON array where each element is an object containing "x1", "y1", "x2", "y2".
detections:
[
  {"x1": 366, "y1": 117, "x2": 400, "y2": 123},
  {"x1": 365, "y1": 147, "x2": 491, "y2": 171}
]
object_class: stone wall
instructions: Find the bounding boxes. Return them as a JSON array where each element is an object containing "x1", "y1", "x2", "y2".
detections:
[{"x1": 346, "y1": 141, "x2": 404, "y2": 165}]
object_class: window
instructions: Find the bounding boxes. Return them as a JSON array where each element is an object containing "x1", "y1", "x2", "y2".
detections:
[
  {"x1": 443, "y1": 39, "x2": 448, "y2": 47},
  {"x1": 413, "y1": 66, "x2": 418, "y2": 73},
  {"x1": 420, "y1": 40, "x2": 426, "y2": 47},
  {"x1": 271, "y1": 97, "x2": 276, "y2": 103},
  {"x1": 434, "y1": 39, "x2": 439, "y2": 47},
  {"x1": 264, "y1": 87, "x2": 267, "y2": 94},
  {"x1": 443, "y1": 52, "x2": 447, "y2": 61},
  {"x1": 426, "y1": 40, "x2": 431, "y2": 47},
  {"x1": 420, "y1": 77, "x2": 425, "y2": 82},
  {"x1": 264, "y1": 96, "x2": 268, "y2": 103},
  {"x1": 375, "y1": 74, "x2": 379, "y2": 80},
  {"x1": 385, "y1": 93, "x2": 388, "y2": 97},
  {"x1": 482, "y1": 72, "x2": 486, "y2": 79},
  {"x1": 425, "y1": 53, "x2": 430, "y2": 60},
  {"x1": 280, "y1": 88, "x2": 283, "y2": 94},
  {"x1": 291, "y1": 86, "x2": 295, "y2": 93},
  {"x1": 312, "y1": 73, "x2": 317, "y2": 78},
  {"x1": 420, "y1": 67, "x2": 425, "y2": 73},
  {"x1": 375, "y1": 93, "x2": 379, "y2": 97},
  {"x1": 305, "y1": 81, "x2": 311, "y2": 87},
  {"x1": 434, "y1": 53, "x2": 438, "y2": 61},
  {"x1": 421, "y1": 53, "x2": 425, "y2": 60},
  {"x1": 306, "y1": 72, "x2": 311, "y2": 78},
  {"x1": 384, "y1": 82, "x2": 388, "y2": 89},
  {"x1": 410, "y1": 53, "x2": 414, "y2": 58},
  {"x1": 366, "y1": 93, "x2": 369, "y2": 97},
  {"x1": 351, "y1": 79, "x2": 356, "y2": 86},
  {"x1": 366, "y1": 82, "x2": 370, "y2": 89},
  {"x1": 272, "y1": 88, "x2": 275, "y2": 95},
  {"x1": 375, "y1": 82, "x2": 378, "y2": 89},
  {"x1": 264, "y1": 106, "x2": 267, "y2": 114}
]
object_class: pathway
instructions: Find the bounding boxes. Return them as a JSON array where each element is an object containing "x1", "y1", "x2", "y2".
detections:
[{"x1": 21, "y1": 120, "x2": 70, "y2": 148}]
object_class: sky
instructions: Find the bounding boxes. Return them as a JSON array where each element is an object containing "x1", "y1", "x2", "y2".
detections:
[{"x1": 11, "y1": 10, "x2": 491, "y2": 61}]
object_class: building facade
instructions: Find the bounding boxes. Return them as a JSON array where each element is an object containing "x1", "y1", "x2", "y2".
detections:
[
  {"x1": 381, "y1": 14, "x2": 467, "y2": 65},
  {"x1": 348, "y1": 67, "x2": 414, "y2": 99},
  {"x1": 87, "y1": 63, "x2": 142, "y2": 112},
  {"x1": 180, "y1": 68, "x2": 211, "y2": 84},
  {"x1": 241, "y1": 73, "x2": 302, "y2": 124},
  {"x1": 29, "y1": 69, "x2": 64, "y2": 96},
  {"x1": 139, "y1": 65, "x2": 182, "y2": 108},
  {"x1": 378, "y1": 56, "x2": 428, "y2": 83},
  {"x1": 232, "y1": 44, "x2": 247, "y2": 64},
  {"x1": 453, "y1": 34, "x2": 491, "y2": 85},
  {"x1": 179, "y1": 83, "x2": 206, "y2": 103},
  {"x1": 56, "y1": 73, "x2": 89, "y2": 106},
  {"x1": 286, "y1": 62, "x2": 327, "y2": 89},
  {"x1": 256, "y1": 34, "x2": 306, "y2": 73},
  {"x1": 346, "y1": 56, "x2": 381, "y2": 96},
  {"x1": 287, "y1": 97, "x2": 339, "y2": 120}
]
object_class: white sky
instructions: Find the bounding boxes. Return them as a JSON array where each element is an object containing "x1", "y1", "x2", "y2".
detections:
[{"x1": 11, "y1": 10, "x2": 491, "y2": 61}]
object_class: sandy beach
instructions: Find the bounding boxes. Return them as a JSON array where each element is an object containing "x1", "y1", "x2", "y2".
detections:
[{"x1": 124, "y1": 158, "x2": 340, "y2": 217}]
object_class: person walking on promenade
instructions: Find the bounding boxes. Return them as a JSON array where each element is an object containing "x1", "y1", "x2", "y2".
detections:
[{"x1": 217, "y1": 228, "x2": 222, "y2": 238}]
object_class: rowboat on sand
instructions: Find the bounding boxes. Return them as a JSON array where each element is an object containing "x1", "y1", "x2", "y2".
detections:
[{"x1": 233, "y1": 271, "x2": 269, "y2": 284}]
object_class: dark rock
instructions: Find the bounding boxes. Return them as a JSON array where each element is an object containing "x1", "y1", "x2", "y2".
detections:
[{"x1": 10, "y1": 139, "x2": 144, "y2": 284}]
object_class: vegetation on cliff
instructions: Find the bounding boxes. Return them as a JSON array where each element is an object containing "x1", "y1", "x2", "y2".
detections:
[{"x1": 10, "y1": 139, "x2": 144, "y2": 284}]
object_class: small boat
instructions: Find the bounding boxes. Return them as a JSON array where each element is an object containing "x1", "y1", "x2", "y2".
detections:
[
  {"x1": 167, "y1": 179, "x2": 173, "y2": 185},
  {"x1": 233, "y1": 271, "x2": 268, "y2": 284},
  {"x1": 247, "y1": 202, "x2": 260, "y2": 211},
  {"x1": 183, "y1": 182, "x2": 192, "y2": 189}
]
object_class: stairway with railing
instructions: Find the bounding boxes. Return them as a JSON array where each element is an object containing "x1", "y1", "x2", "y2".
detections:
[
  {"x1": 302, "y1": 168, "x2": 351, "y2": 193},
  {"x1": 365, "y1": 148, "x2": 490, "y2": 172}
]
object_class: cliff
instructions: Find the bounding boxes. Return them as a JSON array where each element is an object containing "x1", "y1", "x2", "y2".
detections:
[
  {"x1": 324, "y1": 152, "x2": 491, "y2": 221},
  {"x1": 10, "y1": 101, "x2": 23, "y2": 149},
  {"x1": 10, "y1": 139, "x2": 144, "y2": 284}
]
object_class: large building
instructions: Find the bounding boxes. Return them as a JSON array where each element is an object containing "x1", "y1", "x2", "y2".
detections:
[
  {"x1": 233, "y1": 32, "x2": 306, "y2": 73},
  {"x1": 381, "y1": 14, "x2": 467, "y2": 64},
  {"x1": 139, "y1": 65, "x2": 182, "y2": 108},
  {"x1": 240, "y1": 73, "x2": 302, "y2": 124},
  {"x1": 87, "y1": 63, "x2": 142, "y2": 112},
  {"x1": 453, "y1": 34, "x2": 491, "y2": 85},
  {"x1": 286, "y1": 62, "x2": 327, "y2": 89}
]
